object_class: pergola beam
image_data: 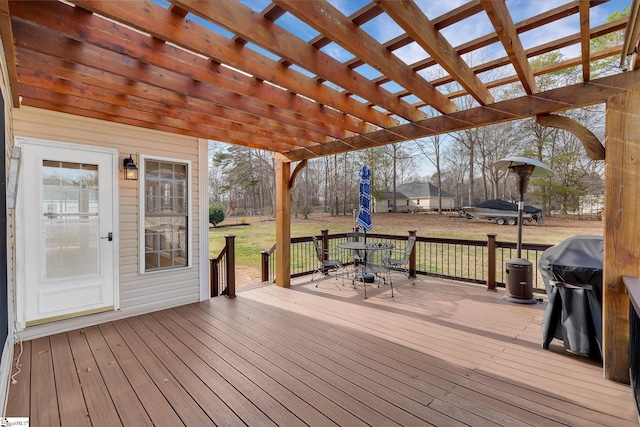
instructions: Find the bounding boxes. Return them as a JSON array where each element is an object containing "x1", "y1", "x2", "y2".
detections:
[
  {"x1": 73, "y1": 0, "x2": 397, "y2": 129},
  {"x1": 282, "y1": 70, "x2": 640, "y2": 161},
  {"x1": 0, "y1": 0, "x2": 20, "y2": 107},
  {"x1": 396, "y1": 17, "x2": 627, "y2": 104},
  {"x1": 13, "y1": 43, "x2": 327, "y2": 148},
  {"x1": 621, "y1": 0, "x2": 640, "y2": 70},
  {"x1": 536, "y1": 114, "x2": 605, "y2": 160},
  {"x1": 10, "y1": 3, "x2": 364, "y2": 140},
  {"x1": 276, "y1": 0, "x2": 457, "y2": 115},
  {"x1": 580, "y1": 0, "x2": 592, "y2": 82},
  {"x1": 168, "y1": 0, "x2": 423, "y2": 122},
  {"x1": 480, "y1": 0, "x2": 538, "y2": 95},
  {"x1": 376, "y1": 0, "x2": 493, "y2": 106}
]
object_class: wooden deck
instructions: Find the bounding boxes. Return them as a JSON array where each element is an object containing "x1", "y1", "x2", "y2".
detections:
[{"x1": 7, "y1": 276, "x2": 638, "y2": 426}]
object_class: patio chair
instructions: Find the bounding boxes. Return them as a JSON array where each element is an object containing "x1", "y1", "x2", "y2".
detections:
[
  {"x1": 311, "y1": 236, "x2": 346, "y2": 287},
  {"x1": 382, "y1": 236, "x2": 416, "y2": 292}
]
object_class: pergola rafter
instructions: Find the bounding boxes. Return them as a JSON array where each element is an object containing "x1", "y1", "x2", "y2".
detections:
[{"x1": 4, "y1": 0, "x2": 635, "y2": 159}]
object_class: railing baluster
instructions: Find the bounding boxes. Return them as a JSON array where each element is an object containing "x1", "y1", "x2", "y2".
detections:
[
  {"x1": 224, "y1": 235, "x2": 236, "y2": 298},
  {"x1": 261, "y1": 250, "x2": 269, "y2": 282},
  {"x1": 210, "y1": 258, "x2": 218, "y2": 297},
  {"x1": 209, "y1": 234, "x2": 236, "y2": 298},
  {"x1": 259, "y1": 231, "x2": 552, "y2": 293},
  {"x1": 487, "y1": 234, "x2": 496, "y2": 291}
]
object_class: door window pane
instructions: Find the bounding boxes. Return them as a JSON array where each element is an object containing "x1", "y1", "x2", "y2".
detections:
[{"x1": 42, "y1": 161, "x2": 99, "y2": 279}]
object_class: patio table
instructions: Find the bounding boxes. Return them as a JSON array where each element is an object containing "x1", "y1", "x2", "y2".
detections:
[{"x1": 338, "y1": 241, "x2": 394, "y2": 298}]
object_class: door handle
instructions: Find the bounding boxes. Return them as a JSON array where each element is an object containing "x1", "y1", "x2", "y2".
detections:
[{"x1": 101, "y1": 232, "x2": 113, "y2": 241}]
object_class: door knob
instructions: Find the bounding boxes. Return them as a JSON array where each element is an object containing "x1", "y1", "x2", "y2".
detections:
[{"x1": 101, "y1": 232, "x2": 113, "y2": 241}]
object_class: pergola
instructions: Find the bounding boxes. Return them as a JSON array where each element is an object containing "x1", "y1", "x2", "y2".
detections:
[{"x1": 1, "y1": 0, "x2": 640, "y2": 383}]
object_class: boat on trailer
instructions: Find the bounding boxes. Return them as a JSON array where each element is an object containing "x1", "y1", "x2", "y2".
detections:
[{"x1": 459, "y1": 199, "x2": 544, "y2": 225}]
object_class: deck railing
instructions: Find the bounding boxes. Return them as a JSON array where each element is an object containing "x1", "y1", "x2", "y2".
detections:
[
  {"x1": 210, "y1": 234, "x2": 236, "y2": 298},
  {"x1": 624, "y1": 275, "x2": 640, "y2": 420},
  {"x1": 261, "y1": 230, "x2": 553, "y2": 293}
]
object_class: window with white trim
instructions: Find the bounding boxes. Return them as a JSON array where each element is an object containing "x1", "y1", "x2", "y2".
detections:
[{"x1": 143, "y1": 158, "x2": 189, "y2": 272}]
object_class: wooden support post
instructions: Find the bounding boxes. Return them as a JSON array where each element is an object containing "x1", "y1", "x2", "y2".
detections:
[
  {"x1": 408, "y1": 230, "x2": 417, "y2": 278},
  {"x1": 321, "y1": 229, "x2": 329, "y2": 262},
  {"x1": 487, "y1": 233, "x2": 497, "y2": 291},
  {"x1": 275, "y1": 160, "x2": 291, "y2": 288},
  {"x1": 603, "y1": 90, "x2": 640, "y2": 382},
  {"x1": 224, "y1": 235, "x2": 236, "y2": 298}
]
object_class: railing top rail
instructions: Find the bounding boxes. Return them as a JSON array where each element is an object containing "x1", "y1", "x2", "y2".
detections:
[
  {"x1": 415, "y1": 236, "x2": 487, "y2": 246},
  {"x1": 274, "y1": 233, "x2": 555, "y2": 250},
  {"x1": 624, "y1": 275, "x2": 640, "y2": 316},
  {"x1": 262, "y1": 243, "x2": 276, "y2": 255},
  {"x1": 496, "y1": 240, "x2": 554, "y2": 251},
  {"x1": 213, "y1": 246, "x2": 227, "y2": 263}
]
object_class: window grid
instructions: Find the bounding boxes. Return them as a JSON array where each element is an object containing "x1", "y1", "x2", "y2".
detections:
[{"x1": 143, "y1": 159, "x2": 188, "y2": 272}]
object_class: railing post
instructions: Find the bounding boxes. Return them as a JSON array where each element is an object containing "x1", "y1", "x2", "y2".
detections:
[
  {"x1": 321, "y1": 229, "x2": 329, "y2": 262},
  {"x1": 487, "y1": 233, "x2": 497, "y2": 291},
  {"x1": 261, "y1": 250, "x2": 269, "y2": 282},
  {"x1": 210, "y1": 258, "x2": 219, "y2": 297},
  {"x1": 225, "y1": 235, "x2": 236, "y2": 298},
  {"x1": 408, "y1": 230, "x2": 417, "y2": 278}
]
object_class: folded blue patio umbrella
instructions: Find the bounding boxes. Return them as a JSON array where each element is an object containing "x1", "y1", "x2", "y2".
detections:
[{"x1": 356, "y1": 165, "x2": 373, "y2": 233}]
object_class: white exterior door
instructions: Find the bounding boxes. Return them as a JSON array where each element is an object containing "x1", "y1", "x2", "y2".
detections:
[{"x1": 17, "y1": 138, "x2": 118, "y2": 328}]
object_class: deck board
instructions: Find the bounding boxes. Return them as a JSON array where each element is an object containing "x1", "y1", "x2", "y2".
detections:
[
  {"x1": 6, "y1": 340, "x2": 30, "y2": 418},
  {"x1": 67, "y1": 329, "x2": 122, "y2": 427},
  {"x1": 49, "y1": 333, "x2": 91, "y2": 427},
  {"x1": 186, "y1": 303, "x2": 450, "y2": 426},
  {"x1": 171, "y1": 304, "x2": 357, "y2": 426},
  {"x1": 137, "y1": 312, "x2": 279, "y2": 427},
  {"x1": 6, "y1": 276, "x2": 637, "y2": 426},
  {"x1": 96, "y1": 322, "x2": 184, "y2": 426},
  {"x1": 124, "y1": 315, "x2": 246, "y2": 426},
  {"x1": 152, "y1": 309, "x2": 301, "y2": 427},
  {"x1": 110, "y1": 319, "x2": 216, "y2": 426},
  {"x1": 81, "y1": 326, "x2": 153, "y2": 426},
  {"x1": 30, "y1": 337, "x2": 60, "y2": 427},
  {"x1": 210, "y1": 289, "x2": 544, "y2": 426}
]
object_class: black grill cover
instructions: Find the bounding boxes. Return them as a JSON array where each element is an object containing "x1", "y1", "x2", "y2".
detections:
[{"x1": 539, "y1": 235, "x2": 603, "y2": 359}]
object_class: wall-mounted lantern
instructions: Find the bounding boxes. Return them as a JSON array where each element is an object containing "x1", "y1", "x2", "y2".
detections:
[{"x1": 123, "y1": 154, "x2": 138, "y2": 180}]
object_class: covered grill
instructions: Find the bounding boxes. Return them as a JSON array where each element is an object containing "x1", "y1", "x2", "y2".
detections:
[{"x1": 539, "y1": 235, "x2": 603, "y2": 359}]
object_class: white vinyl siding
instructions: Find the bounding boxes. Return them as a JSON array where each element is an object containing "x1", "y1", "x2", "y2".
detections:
[{"x1": 13, "y1": 107, "x2": 203, "y2": 339}]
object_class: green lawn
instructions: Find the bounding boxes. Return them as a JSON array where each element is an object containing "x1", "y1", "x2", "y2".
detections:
[{"x1": 208, "y1": 212, "x2": 603, "y2": 274}]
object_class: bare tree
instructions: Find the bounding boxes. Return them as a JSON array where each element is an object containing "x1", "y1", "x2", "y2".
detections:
[
  {"x1": 357, "y1": 146, "x2": 392, "y2": 211},
  {"x1": 442, "y1": 143, "x2": 468, "y2": 209},
  {"x1": 415, "y1": 135, "x2": 445, "y2": 214},
  {"x1": 475, "y1": 122, "x2": 527, "y2": 200}
]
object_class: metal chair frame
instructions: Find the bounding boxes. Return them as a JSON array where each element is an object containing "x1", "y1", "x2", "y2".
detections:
[
  {"x1": 311, "y1": 236, "x2": 346, "y2": 287},
  {"x1": 382, "y1": 236, "x2": 416, "y2": 294}
]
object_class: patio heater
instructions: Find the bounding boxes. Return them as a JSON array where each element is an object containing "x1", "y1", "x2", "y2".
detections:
[{"x1": 494, "y1": 156, "x2": 553, "y2": 304}]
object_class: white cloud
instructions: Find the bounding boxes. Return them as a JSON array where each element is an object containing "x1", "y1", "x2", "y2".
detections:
[{"x1": 393, "y1": 42, "x2": 429, "y2": 65}]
